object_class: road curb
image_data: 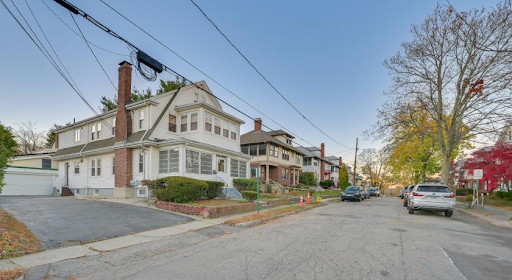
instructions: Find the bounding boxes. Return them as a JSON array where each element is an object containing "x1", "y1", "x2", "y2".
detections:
[
  {"x1": 456, "y1": 206, "x2": 512, "y2": 229},
  {"x1": 233, "y1": 204, "x2": 324, "y2": 227}
]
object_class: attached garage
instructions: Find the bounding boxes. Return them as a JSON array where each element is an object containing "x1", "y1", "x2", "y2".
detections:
[{"x1": 1, "y1": 166, "x2": 58, "y2": 196}]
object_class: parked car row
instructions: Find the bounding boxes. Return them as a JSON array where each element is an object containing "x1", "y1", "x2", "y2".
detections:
[
  {"x1": 341, "y1": 187, "x2": 380, "y2": 202},
  {"x1": 402, "y1": 181, "x2": 455, "y2": 217}
]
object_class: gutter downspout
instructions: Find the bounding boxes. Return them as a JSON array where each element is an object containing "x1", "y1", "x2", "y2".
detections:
[{"x1": 79, "y1": 126, "x2": 89, "y2": 196}]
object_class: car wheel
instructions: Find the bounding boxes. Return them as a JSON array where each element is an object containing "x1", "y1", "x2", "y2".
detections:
[
  {"x1": 408, "y1": 208, "x2": 414, "y2": 214},
  {"x1": 445, "y1": 210, "x2": 453, "y2": 217},
  {"x1": 341, "y1": 199, "x2": 344, "y2": 202},
  {"x1": 403, "y1": 200, "x2": 407, "y2": 207},
  {"x1": 358, "y1": 198, "x2": 362, "y2": 202}
]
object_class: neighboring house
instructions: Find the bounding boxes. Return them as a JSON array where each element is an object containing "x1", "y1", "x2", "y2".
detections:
[
  {"x1": 346, "y1": 164, "x2": 363, "y2": 186},
  {"x1": 295, "y1": 144, "x2": 339, "y2": 185},
  {"x1": 240, "y1": 118, "x2": 304, "y2": 186},
  {"x1": 325, "y1": 156, "x2": 342, "y2": 187},
  {"x1": 1, "y1": 152, "x2": 58, "y2": 196},
  {"x1": 52, "y1": 61, "x2": 250, "y2": 198},
  {"x1": 498, "y1": 120, "x2": 512, "y2": 144}
]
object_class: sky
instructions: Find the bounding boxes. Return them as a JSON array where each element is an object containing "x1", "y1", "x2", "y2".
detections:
[{"x1": 0, "y1": 0, "x2": 501, "y2": 166}]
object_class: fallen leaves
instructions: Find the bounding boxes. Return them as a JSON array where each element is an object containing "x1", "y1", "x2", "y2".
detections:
[{"x1": 0, "y1": 209, "x2": 42, "y2": 259}]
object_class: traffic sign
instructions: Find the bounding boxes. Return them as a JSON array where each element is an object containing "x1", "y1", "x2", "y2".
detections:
[{"x1": 473, "y1": 169, "x2": 483, "y2": 180}]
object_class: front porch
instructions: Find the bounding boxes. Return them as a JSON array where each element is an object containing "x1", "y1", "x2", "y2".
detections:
[{"x1": 250, "y1": 163, "x2": 301, "y2": 187}]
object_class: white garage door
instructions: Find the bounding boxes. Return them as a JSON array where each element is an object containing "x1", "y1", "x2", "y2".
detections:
[{"x1": 1, "y1": 167, "x2": 57, "y2": 196}]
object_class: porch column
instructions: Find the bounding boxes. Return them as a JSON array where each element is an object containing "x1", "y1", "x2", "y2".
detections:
[{"x1": 265, "y1": 165, "x2": 270, "y2": 184}]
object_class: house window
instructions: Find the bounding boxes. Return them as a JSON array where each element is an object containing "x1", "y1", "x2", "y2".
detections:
[
  {"x1": 270, "y1": 145, "x2": 278, "y2": 157},
  {"x1": 241, "y1": 146, "x2": 249, "y2": 154},
  {"x1": 139, "y1": 152, "x2": 144, "y2": 173},
  {"x1": 94, "y1": 189, "x2": 99, "y2": 196},
  {"x1": 186, "y1": 150, "x2": 200, "y2": 174},
  {"x1": 296, "y1": 155, "x2": 302, "y2": 164},
  {"x1": 74, "y1": 129, "x2": 80, "y2": 142},
  {"x1": 112, "y1": 156, "x2": 115, "y2": 175},
  {"x1": 42, "y1": 158, "x2": 52, "y2": 169},
  {"x1": 282, "y1": 149, "x2": 290, "y2": 160},
  {"x1": 230, "y1": 159, "x2": 247, "y2": 178},
  {"x1": 194, "y1": 92, "x2": 199, "y2": 102},
  {"x1": 138, "y1": 188, "x2": 146, "y2": 197},
  {"x1": 214, "y1": 118, "x2": 221, "y2": 135},
  {"x1": 91, "y1": 125, "x2": 96, "y2": 140},
  {"x1": 181, "y1": 115, "x2": 188, "y2": 132},
  {"x1": 205, "y1": 113, "x2": 212, "y2": 132},
  {"x1": 168, "y1": 114, "x2": 177, "y2": 132},
  {"x1": 191, "y1": 113, "x2": 198, "y2": 131},
  {"x1": 96, "y1": 123, "x2": 101, "y2": 139},
  {"x1": 112, "y1": 118, "x2": 116, "y2": 135},
  {"x1": 74, "y1": 162, "x2": 80, "y2": 174},
  {"x1": 231, "y1": 132, "x2": 236, "y2": 140},
  {"x1": 286, "y1": 138, "x2": 292, "y2": 145},
  {"x1": 139, "y1": 111, "x2": 144, "y2": 129},
  {"x1": 251, "y1": 166, "x2": 259, "y2": 178},
  {"x1": 259, "y1": 144, "x2": 266, "y2": 156},
  {"x1": 91, "y1": 158, "x2": 101, "y2": 176},
  {"x1": 313, "y1": 160, "x2": 318, "y2": 166},
  {"x1": 303, "y1": 158, "x2": 311, "y2": 166},
  {"x1": 91, "y1": 159, "x2": 95, "y2": 176},
  {"x1": 230, "y1": 123, "x2": 237, "y2": 140},
  {"x1": 282, "y1": 169, "x2": 289, "y2": 180},
  {"x1": 159, "y1": 150, "x2": 179, "y2": 173},
  {"x1": 75, "y1": 189, "x2": 80, "y2": 195},
  {"x1": 200, "y1": 153, "x2": 213, "y2": 175},
  {"x1": 249, "y1": 145, "x2": 257, "y2": 156},
  {"x1": 222, "y1": 122, "x2": 229, "y2": 138}
]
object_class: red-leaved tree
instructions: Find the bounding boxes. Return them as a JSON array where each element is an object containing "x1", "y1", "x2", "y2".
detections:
[{"x1": 465, "y1": 143, "x2": 512, "y2": 192}]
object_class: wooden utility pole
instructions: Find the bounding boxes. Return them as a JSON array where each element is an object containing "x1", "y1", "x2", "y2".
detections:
[{"x1": 353, "y1": 138, "x2": 358, "y2": 186}]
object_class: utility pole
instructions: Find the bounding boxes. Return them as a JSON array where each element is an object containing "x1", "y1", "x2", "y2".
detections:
[{"x1": 353, "y1": 138, "x2": 358, "y2": 186}]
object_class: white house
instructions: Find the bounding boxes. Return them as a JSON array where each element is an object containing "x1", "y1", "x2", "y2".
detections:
[{"x1": 53, "y1": 61, "x2": 251, "y2": 198}]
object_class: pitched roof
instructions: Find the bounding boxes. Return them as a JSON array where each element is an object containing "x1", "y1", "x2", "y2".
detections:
[
  {"x1": 268, "y1": 130, "x2": 294, "y2": 138},
  {"x1": 54, "y1": 144, "x2": 86, "y2": 157},
  {"x1": 240, "y1": 130, "x2": 304, "y2": 155},
  {"x1": 295, "y1": 146, "x2": 318, "y2": 158}
]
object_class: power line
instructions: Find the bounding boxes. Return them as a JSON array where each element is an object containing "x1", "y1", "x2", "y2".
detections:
[
  {"x1": 189, "y1": 0, "x2": 354, "y2": 150},
  {"x1": 96, "y1": 0, "x2": 348, "y2": 153},
  {"x1": 40, "y1": 0, "x2": 128, "y2": 57},
  {"x1": 70, "y1": 12, "x2": 117, "y2": 92}
]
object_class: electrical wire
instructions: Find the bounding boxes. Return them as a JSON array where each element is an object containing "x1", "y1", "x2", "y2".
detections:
[
  {"x1": 97, "y1": 0, "x2": 349, "y2": 152},
  {"x1": 70, "y1": 12, "x2": 117, "y2": 92},
  {"x1": 189, "y1": 0, "x2": 354, "y2": 150},
  {"x1": 41, "y1": 0, "x2": 128, "y2": 56}
]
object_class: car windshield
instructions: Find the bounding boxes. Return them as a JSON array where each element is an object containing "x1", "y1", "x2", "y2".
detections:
[
  {"x1": 346, "y1": 187, "x2": 359, "y2": 192},
  {"x1": 416, "y1": 185, "x2": 450, "y2": 193}
]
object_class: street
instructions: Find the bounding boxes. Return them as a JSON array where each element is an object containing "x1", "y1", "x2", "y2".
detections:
[{"x1": 34, "y1": 197, "x2": 512, "y2": 280}]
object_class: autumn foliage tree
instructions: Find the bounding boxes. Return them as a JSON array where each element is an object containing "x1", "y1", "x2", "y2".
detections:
[{"x1": 464, "y1": 143, "x2": 512, "y2": 192}]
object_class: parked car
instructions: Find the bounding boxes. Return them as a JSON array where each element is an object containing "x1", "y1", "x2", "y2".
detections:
[
  {"x1": 362, "y1": 188, "x2": 370, "y2": 200},
  {"x1": 341, "y1": 186, "x2": 363, "y2": 202},
  {"x1": 368, "y1": 187, "x2": 380, "y2": 196},
  {"x1": 403, "y1": 185, "x2": 415, "y2": 207},
  {"x1": 407, "y1": 182, "x2": 455, "y2": 217},
  {"x1": 399, "y1": 186, "x2": 408, "y2": 199}
]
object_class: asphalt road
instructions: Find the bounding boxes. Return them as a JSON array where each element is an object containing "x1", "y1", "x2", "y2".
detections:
[
  {"x1": 25, "y1": 197, "x2": 512, "y2": 279},
  {"x1": 0, "y1": 196, "x2": 193, "y2": 249}
]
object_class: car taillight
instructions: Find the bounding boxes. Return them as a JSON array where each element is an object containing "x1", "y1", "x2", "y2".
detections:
[
  {"x1": 412, "y1": 192, "x2": 424, "y2": 197},
  {"x1": 444, "y1": 193, "x2": 455, "y2": 198}
]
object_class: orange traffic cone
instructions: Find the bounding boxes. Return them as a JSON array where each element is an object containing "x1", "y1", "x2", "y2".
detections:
[
  {"x1": 299, "y1": 196, "x2": 304, "y2": 206},
  {"x1": 306, "y1": 193, "x2": 311, "y2": 204}
]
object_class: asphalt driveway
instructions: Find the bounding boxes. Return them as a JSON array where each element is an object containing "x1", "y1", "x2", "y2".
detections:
[{"x1": 0, "y1": 196, "x2": 193, "y2": 249}]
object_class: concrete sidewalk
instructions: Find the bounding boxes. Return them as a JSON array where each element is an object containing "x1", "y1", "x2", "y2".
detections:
[{"x1": 456, "y1": 203, "x2": 512, "y2": 229}]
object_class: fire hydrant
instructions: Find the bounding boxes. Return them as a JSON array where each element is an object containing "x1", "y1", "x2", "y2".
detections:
[{"x1": 316, "y1": 194, "x2": 321, "y2": 203}]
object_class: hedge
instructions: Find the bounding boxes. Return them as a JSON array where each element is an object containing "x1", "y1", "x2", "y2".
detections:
[
  {"x1": 299, "y1": 172, "x2": 317, "y2": 186},
  {"x1": 320, "y1": 180, "x2": 334, "y2": 187},
  {"x1": 154, "y1": 176, "x2": 208, "y2": 203},
  {"x1": 496, "y1": 191, "x2": 512, "y2": 200},
  {"x1": 241, "y1": 190, "x2": 258, "y2": 202},
  {"x1": 233, "y1": 178, "x2": 258, "y2": 191},
  {"x1": 205, "y1": 181, "x2": 225, "y2": 199},
  {"x1": 456, "y1": 188, "x2": 472, "y2": 196}
]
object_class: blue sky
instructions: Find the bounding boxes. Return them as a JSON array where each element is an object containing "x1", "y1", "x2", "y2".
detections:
[{"x1": 0, "y1": 0, "x2": 499, "y2": 165}]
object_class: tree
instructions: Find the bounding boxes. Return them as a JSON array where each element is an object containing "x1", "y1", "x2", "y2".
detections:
[
  {"x1": 0, "y1": 123, "x2": 17, "y2": 193},
  {"x1": 299, "y1": 172, "x2": 317, "y2": 186},
  {"x1": 339, "y1": 164, "x2": 350, "y2": 190},
  {"x1": 374, "y1": 2, "x2": 512, "y2": 184},
  {"x1": 464, "y1": 143, "x2": 512, "y2": 192},
  {"x1": 358, "y1": 148, "x2": 389, "y2": 188},
  {"x1": 14, "y1": 122, "x2": 44, "y2": 155},
  {"x1": 99, "y1": 77, "x2": 189, "y2": 112}
]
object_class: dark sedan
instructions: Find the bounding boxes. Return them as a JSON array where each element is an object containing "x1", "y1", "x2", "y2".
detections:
[{"x1": 341, "y1": 186, "x2": 363, "y2": 202}]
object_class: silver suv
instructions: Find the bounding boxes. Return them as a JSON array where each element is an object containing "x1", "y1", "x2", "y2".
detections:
[{"x1": 407, "y1": 182, "x2": 455, "y2": 217}]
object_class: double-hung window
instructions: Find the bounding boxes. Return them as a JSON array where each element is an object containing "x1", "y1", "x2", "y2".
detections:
[
  {"x1": 249, "y1": 145, "x2": 257, "y2": 156},
  {"x1": 159, "y1": 150, "x2": 179, "y2": 173},
  {"x1": 185, "y1": 150, "x2": 200, "y2": 174},
  {"x1": 230, "y1": 159, "x2": 247, "y2": 178},
  {"x1": 181, "y1": 115, "x2": 188, "y2": 132},
  {"x1": 112, "y1": 118, "x2": 116, "y2": 135},
  {"x1": 168, "y1": 114, "x2": 177, "y2": 132},
  {"x1": 91, "y1": 158, "x2": 101, "y2": 176},
  {"x1": 214, "y1": 117, "x2": 221, "y2": 135},
  {"x1": 270, "y1": 145, "x2": 279, "y2": 157},
  {"x1": 222, "y1": 122, "x2": 229, "y2": 138},
  {"x1": 191, "y1": 113, "x2": 198, "y2": 131},
  {"x1": 91, "y1": 125, "x2": 96, "y2": 140},
  {"x1": 230, "y1": 123, "x2": 236, "y2": 140},
  {"x1": 96, "y1": 123, "x2": 101, "y2": 139},
  {"x1": 74, "y1": 129, "x2": 80, "y2": 142},
  {"x1": 74, "y1": 162, "x2": 80, "y2": 174},
  {"x1": 205, "y1": 113, "x2": 212, "y2": 132},
  {"x1": 259, "y1": 144, "x2": 266, "y2": 156},
  {"x1": 139, "y1": 111, "x2": 144, "y2": 129},
  {"x1": 112, "y1": 156, "x2": 115, "y2": 175},
  {"x1": 282, "y1": 149, "x2": 290, "y2": 160},
  {"x1": 139, "y1": 152, "x2": 144, "y2": 173}
]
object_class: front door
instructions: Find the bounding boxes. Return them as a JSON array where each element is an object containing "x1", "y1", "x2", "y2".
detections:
[{"x1": 216, "y1": 156, "x2": 229, "y2": 184}]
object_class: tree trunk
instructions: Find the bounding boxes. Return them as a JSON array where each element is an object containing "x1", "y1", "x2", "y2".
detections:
[{"x1": 441, "y1": 154, "x2": 451, "y2": 185}]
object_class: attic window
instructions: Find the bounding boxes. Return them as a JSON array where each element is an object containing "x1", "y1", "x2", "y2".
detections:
[
  {"x1": 194, "y1": 92, "x2": 199, "y2": 102},
  {"x1": 139, "y1": 111, "x2": 144, "y2": 129},
  {"x1": 168, "y1": 114, "x2": 177, "y2": 132}
]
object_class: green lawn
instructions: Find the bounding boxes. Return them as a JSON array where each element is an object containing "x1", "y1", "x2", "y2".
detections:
[{"x1": 457, "y1": 195, "x2": 512, "y2": 212}]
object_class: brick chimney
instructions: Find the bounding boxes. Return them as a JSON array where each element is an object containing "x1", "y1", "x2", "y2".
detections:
[
  {"x1": 339, "y1": 157, "x2": 343, "y2": 166},
  {"x1": 115, "y1": 61, "x2": 133, "y2": 193},
  {"x1": 254, "y1": 118, "x2": 262, "y2": 131},
  {"x1": 115, "y1": 61, "x2": 133, "y2": 142},
  {"x1": 320, "y1": 143, "x2": 325, "y2": 181},
  {"x1": 320, "y1": 143, "x2": 325, "y2": 158}
]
